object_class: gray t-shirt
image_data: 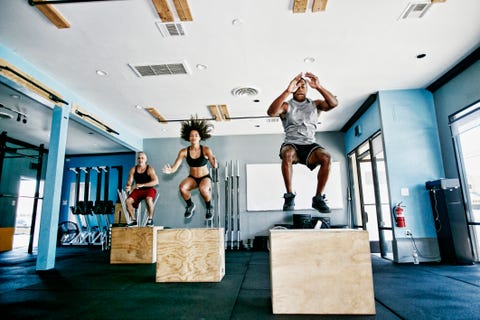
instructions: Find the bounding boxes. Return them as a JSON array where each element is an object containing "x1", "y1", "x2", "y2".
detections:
[{"x1": 281, "y1": 98, "x2": 319, "y2": 144}]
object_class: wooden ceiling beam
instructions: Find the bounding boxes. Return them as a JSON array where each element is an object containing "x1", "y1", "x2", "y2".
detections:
[
  {"x1": 219, "y1": 105, "x2": 230, "y2": 121},
  {"x1": 72, "y1": 103, "x2": 118, "y2": 135},
  {"x1": 173, "y1": 0, "x2": 193, "y2": 21},
  {"x1": 293, "y1": 0, "x2": 308, "y2": 13},
  {"x1": 35, "y1": 3, "x2": 70, "y2": 28},
  {"x1": 0, "y1": 58, "x2": 65, "y2": 104},
  {"x1": 208, "y1": 105, "x2": 222, "y2": 121},
  {"x1": 145, "y1": 107, "x2": 168, "y2": 123},
  {"x1": 151, "y1": 0, "x2": 174, "y2": 22},
  {"x1": 312, "y1": 0, "x2": 328, "y2": 12}
]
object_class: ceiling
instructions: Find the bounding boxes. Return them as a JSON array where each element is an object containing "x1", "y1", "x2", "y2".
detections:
[
  {"x1": 0, "y1": 82, "x2": 132, "y2": 154},
  {"x1": 0, "y1": 0, "x2": 479, "y2": 155}
]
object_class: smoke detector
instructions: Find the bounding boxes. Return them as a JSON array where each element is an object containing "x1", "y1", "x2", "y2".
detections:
[{"x1": 231, "y1": 87, "x2": 259, "y2": 97}]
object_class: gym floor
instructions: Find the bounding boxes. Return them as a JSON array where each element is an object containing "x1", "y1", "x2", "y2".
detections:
[{"x1": 1, "y1": 246, "x2": 479, "y2": 320}]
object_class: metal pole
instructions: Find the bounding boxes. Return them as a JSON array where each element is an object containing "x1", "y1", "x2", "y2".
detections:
[
  {"x1": 230, "y1": 160, "x2": 234, "y2": 250},
  {"x1": 224, "y1": 162, "x2": 229, "y2": 249},
  {"x1": 212, "y1": 166, "x2": 220, "y2": 228},
  {"x1": 28, "y1": 144, "x2": 44, "y2": 254},
  {"x1": 236, "y1": 160, "x2": 240, "y2": 250},
  {"x1": 0, "y1": 132, "x2": 6, "y2": 183}
]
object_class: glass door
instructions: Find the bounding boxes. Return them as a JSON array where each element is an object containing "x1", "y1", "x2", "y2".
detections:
[
  {"x1": 348, "y1": 132, "x2": 394, "y2": 260},
  {"x1": 450, "y1": 101, "x2": 480, "y2": 261},
  {"x1": 14, "y1": 177, "x2": 43, "y2": 250}
]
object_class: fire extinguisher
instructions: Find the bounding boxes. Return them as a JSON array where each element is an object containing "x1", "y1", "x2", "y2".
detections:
[{"x1": 394, "y1": 202, "x2": 406, "y2": 228}]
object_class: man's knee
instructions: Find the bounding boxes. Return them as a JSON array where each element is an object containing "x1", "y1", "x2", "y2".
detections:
[
  {"x1": 145, "y1": 197, "x2": 154, "y2": 209},
  {"x1": 281, "y1": 147, "x2": 297, "y2": 163},
  {"x1": 310, "y1": 149, "x2": 331, "y2": 167},
  {"x1": 318, "y1": 150, "x2": 331, "y2": 166}
]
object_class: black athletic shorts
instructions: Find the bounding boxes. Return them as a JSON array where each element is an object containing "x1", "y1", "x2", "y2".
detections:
[
  {"x1": 188, "y1": 174, "x2": 212, "y2": 185},
  {"x1": 279, "y1": 143, "x2": 324, "y2": 170}
]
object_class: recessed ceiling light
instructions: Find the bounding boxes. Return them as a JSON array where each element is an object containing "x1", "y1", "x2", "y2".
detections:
[
  {"x1": 196, "y1": 64, "x2": 207, "y2": 70},
  {"x1": 135, "y1": 105, "x2": 143, "y2": 110},
  {"x1": 96, "y1": 69, "x2": 108, "y2": 76},
  {"x1": 10, "y1": 94, "x2": 20, "y2": 99},
  {"x1": 304, "y1": 57, "x2": 315, "y2": 63},
  {"x1": 416, "y1": 53, "x2": 427, "y2": 59},
  {"x1": 0, "y1": 112, "x2": 13, "y2": 120}
]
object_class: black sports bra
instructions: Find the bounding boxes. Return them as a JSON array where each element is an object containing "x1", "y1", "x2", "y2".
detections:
[{"x1": 186, "y1": 146, "x2": 208, "y2": 167}]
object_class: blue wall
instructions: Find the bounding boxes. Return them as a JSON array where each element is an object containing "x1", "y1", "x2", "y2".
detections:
[
  {"x1": 59, "y1": 153, "x2": 135, "y2": 222},
  {"x1": 343, "y1": 89, "x2": 444, "y2": 262},
  {"x1": 379, "y1": 89, "x2": 444, "y2": 239},
  {"x1": 344, "y1": 98, "x2": 381, "y2": 154}
]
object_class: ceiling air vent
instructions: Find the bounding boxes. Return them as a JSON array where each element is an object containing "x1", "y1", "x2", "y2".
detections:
[
  {"x1": 399, "y1": 1, "x2": 432, "y2": 19},
  {"x1": 231, "y1": 87, "x2": 259, "y2": 97},
  {"x1": 129, "y1": 61, "x2": 190, "y2": 77},
  {"x1": 156, "y1": 22, "x2": 187, "y2": 37}
]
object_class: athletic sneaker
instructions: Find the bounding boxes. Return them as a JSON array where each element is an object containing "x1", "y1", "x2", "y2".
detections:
[
  {"x1": 184, "y1": 203, "x2": 196, "y2": 219},
  {"x1": 127, "y1": 220, "x2": 137, "y2": 227},
  {"x1": 206, "y1": 206, "x2": 214, "y2": 220},
  {"x1": 312, "y1": 194, "x2": 331, "y2": 213},
  {"x1": 146, "y1": 219, "x2": 154, "y2": 227},
  {"x1": 283, "y1": 192, "x2": 296, "y2": 211}
]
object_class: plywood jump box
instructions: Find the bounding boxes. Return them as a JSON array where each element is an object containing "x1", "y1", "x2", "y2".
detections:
[
  {"x1": 110, "y1": 226, "x2": 163, "y2": 264},
  {"x1": 269, "y1": 229, "x2": 375, "y2": 315},
  {"x1": 156, "y1": 228, "x2": 225, "y2": 282}
]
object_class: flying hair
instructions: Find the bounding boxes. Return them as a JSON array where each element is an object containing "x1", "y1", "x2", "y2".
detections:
[{"x1": 180, "y1": 115, "x2": 213, "y2": 141}]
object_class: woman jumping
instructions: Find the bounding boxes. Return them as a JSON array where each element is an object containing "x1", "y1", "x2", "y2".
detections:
[{"x1": 162, "y1": 116, "x2": 218, "y2": 220}]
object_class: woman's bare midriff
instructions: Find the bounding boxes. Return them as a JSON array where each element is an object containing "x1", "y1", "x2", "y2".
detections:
[{"x1": 189, "y1": 165, "x2": 209, "y2": 178}]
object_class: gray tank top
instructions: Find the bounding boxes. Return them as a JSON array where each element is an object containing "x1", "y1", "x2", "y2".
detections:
[{"x1": 281, "y1": 98, "x2": 319, "y2": 144}]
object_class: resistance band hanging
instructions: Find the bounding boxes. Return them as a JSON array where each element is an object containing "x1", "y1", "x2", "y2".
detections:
[
  {"x1": 72, "y1": 167, "x2": 82, "y2": 214},
  {"x1": 104, "y1": 166, "x2": 114, "y2": 215},
  {"x1": 85, "y1": 167, "x2": 94, "y2": 214}
]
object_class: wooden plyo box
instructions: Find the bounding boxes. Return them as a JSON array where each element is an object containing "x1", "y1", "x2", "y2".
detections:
[
  {"x1": 270, "y1": 229, "x2": 375, "y2": 315},
  {"x1": 156, "y1": 228, "x2": 225, "y2": 282},
  {"x1": 113, "y1": 203, "x2": 127, "y2": 224},
  {"x1": 110, "y1": 226, "x2": 163, "y2": 264}
]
